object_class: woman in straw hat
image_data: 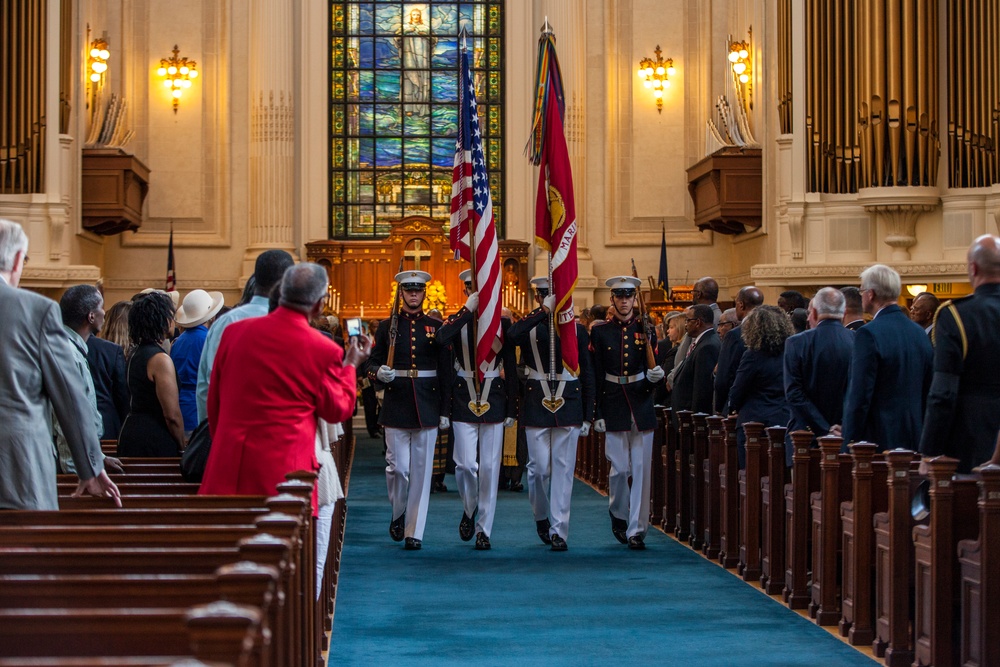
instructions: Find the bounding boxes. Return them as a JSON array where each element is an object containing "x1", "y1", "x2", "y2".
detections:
[{"x1": 171, "y1": 289, "x2": 224, "y2": 435}]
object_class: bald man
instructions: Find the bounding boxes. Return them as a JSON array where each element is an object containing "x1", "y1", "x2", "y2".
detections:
[{"x1": 919, "y1": 234, "x2": 1000, "y2": 472}]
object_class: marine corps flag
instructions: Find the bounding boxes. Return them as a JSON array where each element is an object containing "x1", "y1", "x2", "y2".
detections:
[{"x1": 527, "y1": 29, "x2": 579, "y2": 376}]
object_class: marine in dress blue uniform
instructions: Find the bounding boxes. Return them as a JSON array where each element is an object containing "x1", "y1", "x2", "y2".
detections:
[
  {"x1": 437, "y1": 269, "x2": 518, "y2": 550},
  {"x1": 367, "y1": 270, "x2": 449, "y2": 550},
  {"x1": 589, "y1": 276, "x2": 665, "y2": 549},
  {"x1": 507, "y1": 276, "x2": 596, "y2": 551}
]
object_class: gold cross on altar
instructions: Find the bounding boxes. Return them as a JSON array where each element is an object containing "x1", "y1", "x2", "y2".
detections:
[{"x1": 403, "y1": 239, "x2": 432, "y2": 270}]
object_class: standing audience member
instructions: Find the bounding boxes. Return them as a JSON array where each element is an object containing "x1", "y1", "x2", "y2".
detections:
[
  {"x1": 717, "y1": 308, "x2": 738, "y2": 341},
  {"x1": 728, "y1": 306, "x2": 793, "y2": 468},
  {"x1": 81, "y1": 294, "x2": 129, "y2": 443},
  {"x1": 840, "y1": 286, "x2": 865, "y2": 330},
  {"x1": 654, "y1": 312, "x2": 684, "y2": 406},
  {"x1": 0, "y1": 219, "x2": 120, "y2": 509},
  {"x1": 589, "y1": 276, "x2": 665, "y2": 550},
  {"x1": 507, "y1": 276, "x2": 596, "y2": 551},
  {"x1": 196, "y1": 249, "x2": 295, "y2": 422},
  {"x1": 171, "y1": 289, "x2": 224, "y2": 435},
  {"x1": 919, "y1": 235, "x2": 1000, "y2": 472},
  {"x1": 778, "y1": 290, "x2": 808, "y2": 314},
  {"x1": 671, "y1": 304, "x2": 721, "y2": 417},
  {"x1": 789, "y1": 308, "x2": 809, "y2": 334},
  {"x1": 360, "y1": 319, "x2": 383, "y2": 438},
  {"x1": 713, "y1": 286, "x2": 763, "y2": 414},
  {"x1": 100, "y1": 300, "x2": 134, "y2": 358},
  {"x1": 118, "y1": 292, "x2": 187, "y2": 457},
  {"x1": 783, "y1": 287, "x2": 855, "y2": 465},
  {"x1": 834, "y1": 264, "x2": 933, "y2": 451},
  {"x1": 909, "y1": 291, "x2": 940, "y2": 335},
  {"x1": 589, "y1": 304, "x2": 608, "y2": 328},
  {"x1": 368, "y1": 270, "x2": 448, "y2": 551},
  {"x1": 200, "y1": 263, "x2": 370, "y2": 507},
  {"x1": 55, "y1": 285, "x2": 107, "y2": 474},
  {"x1": 667, "y1": 276, "x2": 721, "y2": 390}
]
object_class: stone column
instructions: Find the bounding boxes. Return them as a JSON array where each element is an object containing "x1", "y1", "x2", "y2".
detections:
[{"x1": 246, "y1": 0, "x2": 296, "y2": 264}]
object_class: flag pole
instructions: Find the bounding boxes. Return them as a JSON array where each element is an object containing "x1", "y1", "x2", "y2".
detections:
[{"x1": 460, "y1": 29, "x2": 483, "y2": 404}]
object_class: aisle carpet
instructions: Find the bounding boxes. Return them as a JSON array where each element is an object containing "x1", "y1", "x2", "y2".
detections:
[{"x1": 330, "y1": 435, "x2": 875, "y2": 666}]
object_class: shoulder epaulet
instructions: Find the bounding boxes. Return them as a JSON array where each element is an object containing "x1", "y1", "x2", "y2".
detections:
[{"x1": 931, "y1": 299, "x2": 967, "y2": 358}]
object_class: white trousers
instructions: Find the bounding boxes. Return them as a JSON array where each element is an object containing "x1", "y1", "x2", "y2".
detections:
[
  {"x1": 525, "y1": 426, "x2": 580, "y2": 540},
  {"x1": 453, "y1": 421, "x2": 503, "y2": 538},
  {"x1": 315, "y1": 501, "x2": 336, "y2": 599},
  {"x1": 605, "y1": 425, "x2": 654, "y2": 538},
  {"x1": 385, "y1": 427, "x2": 437, "y2": 541}
]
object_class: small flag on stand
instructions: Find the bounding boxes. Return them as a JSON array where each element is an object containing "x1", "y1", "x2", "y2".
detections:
[{"x1": 165, "y1": 224, "x2": 176, "y2": 292}]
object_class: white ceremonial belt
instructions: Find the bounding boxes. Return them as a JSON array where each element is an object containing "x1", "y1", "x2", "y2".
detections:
[
  {"x1": 456, "y1": 369, "x2": 501, "y2": 379},
  {"x1": 605, "y1": 372, "x2": 646, "y2": 385},
  {"x1": 526, "y1": 369, "x2": 577, "y2": 382},
  {"x1": 394, "y1": 369, "x2": 437, "y2": 378}
]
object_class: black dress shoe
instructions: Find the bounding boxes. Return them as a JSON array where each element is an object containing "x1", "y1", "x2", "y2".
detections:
[
  {"x1": 610, "y1": 510, "x2": 628, "y2": 544},
  {"x1": 404, "y1": 537, "x2": 422, "y2": 550},
  {"x1": 459, "y1": 509, "x2": 477, "y2": 542},
  {"x1": 535, "y1": 519, "x2": 552, "y2": 545},
  {"x1": 550, "y1": 534, "x2": 568, "y2": 551},
  {"x1": 431, "y1": 479, "x2": 448, "y2": 493},
  {"x1": 627, "y1": 535, "x2": 646, "y2": 550},
  {"x1": 475, "y1": 532, "x2": 491, "y2": 550},
  {"x1": 509, "y1": 481, "x2": 523, "y2": 492},
  {"x1": 389, "y1": 514, "x2": 405, "y2": 542}
]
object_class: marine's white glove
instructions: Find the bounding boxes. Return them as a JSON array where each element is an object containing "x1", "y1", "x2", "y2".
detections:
[
  {"x1": 503, "y1": 417, "x2": 515, "y2": 428},
  {"x1": 542, "y1": 294, "x2": 556, "y2": 313},
  {"x1": 465, "y1": 292, "x2": 479, "y2": 312},
  {"x1": 646, "y1": 365, "x2": 665, "y2": 383},
  {"x1": 580, "y1": 421, "x2": 591, "y2": 437},
  {"x1": 439, "y1": 416, "x2": 451, "y2": 430},
  {"x1": 594, "y1": 418, "x2": 607, "y2": 433},
  {"x1": 377, "y1": 365, "x2": 396, "y2": 383}
]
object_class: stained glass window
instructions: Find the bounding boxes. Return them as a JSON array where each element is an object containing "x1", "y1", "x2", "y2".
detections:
[{"x1": 330, "y1": 1, "x2": 504, "y2": 239}]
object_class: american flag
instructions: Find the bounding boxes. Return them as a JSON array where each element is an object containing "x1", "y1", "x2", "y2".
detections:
[
  {"x1": 165, "y1": 225, "x2": 176, "y2": 292},
  {"x1": 449, "y1": 33, "x2": 502, "y2": 382}
]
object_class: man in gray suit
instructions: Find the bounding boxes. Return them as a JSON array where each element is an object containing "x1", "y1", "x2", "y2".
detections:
[{"x1": 0, "y1": 219, "x2": 121, "y2": 510}]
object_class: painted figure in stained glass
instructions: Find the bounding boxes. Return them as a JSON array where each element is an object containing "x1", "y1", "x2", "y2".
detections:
[{"x1": 395, "y1": 6, "x2": 436, "y2": 117}]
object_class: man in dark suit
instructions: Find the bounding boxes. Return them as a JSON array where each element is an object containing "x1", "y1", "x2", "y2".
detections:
[
  {"x1": 835, "y1": 265, "x2": 933, "y2": 451},
  {"x1": 919, "y1": 235, "x2": 1000, "y2": 472},
  {"x1": 840, "y1": 286, "x2": 865, "y2": 331},
  {"x1": 908, "y1": 291, "x2": 939, "y2": 336},
  {"x1": 86, "y1": 328, "x2": 130, "y2": 442},
  {"x1": 0, "y1": 219, "x2": 120, "y2": 510},
  {"x1": 783, "y1": 287, "x2": 855, "y2": 465},
  {"x1": 672, "y1": 304, "x2": 721, "y2": 416},
  {"x1": 713, "y1": 286, "x2": 763, "y2": 414}
]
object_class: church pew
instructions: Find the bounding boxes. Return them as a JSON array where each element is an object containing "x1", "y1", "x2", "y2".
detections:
[
  {"x1": 872, "y1": 449, "x2": 921, "y2": 665},
  {"x1": 958, "y1": 464, "x2": 1000, "y2": 667},
  {"x1": 838, "y1": 443, "x2": 884, "y2": 645},
  {"x1": 674, "y1": 411, "x2": 693, "y2": 541},
  {"x1": 56, "y1": 482, "x2": 202, "y2": 495},
  {"x1": 58, "y1": 473, "x2": 191, "y2": 484},
  {"x1": 0, "y1": 602, "x2": 261, "y2": 665},
  {"x1": 809, "y1": 436, "x2": 851, "y2": 625},
  {"x1": 660, "y1": 407, "x2": 677, "y2": 533},
  {"x1": 738, "y1": 422, "x2": 767, "y2": 582},
  {"x1": 688, "y1": 413, "x2": 709, "y2": 550},
  {"x1": 649, "y1": 408, "x2": 666, "y2": 527},
  {"x1": 912, "y1": 456, "x2": 980, "y2": 667},
  {"x1": 784, "y1": 431, "x2": 822, "y2": 609},
  {"x1": 718, "y1": 415, "x2": 740, "y2": 568},
  {"x1": 760, "y1": 426, "x2": 788, "y2": 595},
  {"x1": 701, "y1": 415, "x2": 725, "y2": 559}
]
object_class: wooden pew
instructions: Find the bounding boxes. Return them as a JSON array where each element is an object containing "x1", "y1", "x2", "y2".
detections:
[
  {"x1": 738, "y1": 422, "x2": 767, "y2": 582},
  {"x1": 674, "y1": 411, "x2": 693, "y2": 541},
  {"x1": 701, "y1": 415, "x2": 725, "y2": 560},
  {"x1": 809, "y1": 435, "x2": 850, "y2": 625},
  {"x1": 784, "y1": 431, "x2": 821, "y2": 609},
  {"x1": 718, "y1": 415, "x2": 740, "y2": 568},
  {"x1": 958, "y1": 463, "x2": 1000, "y2": 667},
  {"x1": 872, "y1": 449, "x2": 920, "y2": 665},
  {"x1": 912, "y1": 456, "x2": 979, "y2": 667},
  {"x1": 688, "y1": 413, "x2": 709, "y2": 550},
  {"x1": 661, "y1": 407, "x2": 677, "y2": 533},
  {"x1": 760, "y1": 426, "x2": 787, "y2": 595},
  {"x1": 838, "y1": 442, "x2": 883, "y2": 645}
]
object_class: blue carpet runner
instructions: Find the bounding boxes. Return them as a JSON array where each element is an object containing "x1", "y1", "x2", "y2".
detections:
[{"x1": 331, "y1": 436, "x2": 875, "y2": 666}]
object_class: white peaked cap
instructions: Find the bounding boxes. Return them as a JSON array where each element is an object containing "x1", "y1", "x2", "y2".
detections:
[
  {"x1": 459, "y1": 269, "x2": 473, "y2": 283},
  {"x1": 529, "y1": 275, "x2": 550, "y2": 290},
  {"x1": 605, "y1": 276, "x2": 641, "y2": 290},
  {"x1": 394, "y1": 270, "x2": 431, "y2": 285}
]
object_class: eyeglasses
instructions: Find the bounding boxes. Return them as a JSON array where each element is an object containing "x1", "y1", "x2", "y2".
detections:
[
  {"x1": 718, "y1": 321, "x2": 736, "y2": 328},
  {"x1": 685, "y1": 317, "x2": 699, "y2": 323}
]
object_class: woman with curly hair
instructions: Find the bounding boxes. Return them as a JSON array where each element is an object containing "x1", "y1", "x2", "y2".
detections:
[
  {"x1": 99, "y1": 300, "x2": 133, "y2": 358},
  {"x1": 117, "y1": 292, "x2": 186, "y2": 456},
  {"x1": 728, "y1": 305, "x2": 793, "y2": 468}
]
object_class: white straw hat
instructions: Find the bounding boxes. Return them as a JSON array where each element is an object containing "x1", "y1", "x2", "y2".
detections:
[{"x1": 174, "y1": 289, "x2": 225, "y2": 328}]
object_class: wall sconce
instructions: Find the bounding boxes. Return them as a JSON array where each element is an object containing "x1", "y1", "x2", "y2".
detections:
[
  {"x1": 906, "y1": 284, "x2": 928, "y2": 298},
  {"x1": 728, "y1": 39, "x2": 750, "y2": 84},
  {"x1": 88, "y1": 38, "x2": 110, "y2": 84},
  {"x1": 157, "y1": 45, "x2": 198, "y2": 114},
  {"x1": 636, "y1": 45, "x2": 675, "y2": 114}
]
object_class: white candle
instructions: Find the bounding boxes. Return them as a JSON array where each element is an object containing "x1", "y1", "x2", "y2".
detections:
[{"x1": 360, "y1": 302, "x2": 364, "y2": 318}]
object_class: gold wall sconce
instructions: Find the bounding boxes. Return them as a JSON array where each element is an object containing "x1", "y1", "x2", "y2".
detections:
[
  {"x1": 906, "y1": 284, "x2": 928, "y2": 298},
  {"x1": 637, "y1": 45, "x2": 676, "y2": 114},
  {"x1": 89, "y1": 37, "x2": 110, "y2": 84},
  {"x1": 728, "y1": 28, "x2": 753, "y2": 110},
  {"x1": 156, "y1": 45, "x2": 198, "y2": 114}
]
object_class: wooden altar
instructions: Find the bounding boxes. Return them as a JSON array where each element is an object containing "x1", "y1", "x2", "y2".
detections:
[{"x1": 305, "y1": 216, "x2": 531, "y2": 319}]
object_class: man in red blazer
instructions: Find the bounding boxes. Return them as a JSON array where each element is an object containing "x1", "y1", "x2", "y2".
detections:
[{"x1": 200, "y1": 263, "x2": 371, "y2": 510}]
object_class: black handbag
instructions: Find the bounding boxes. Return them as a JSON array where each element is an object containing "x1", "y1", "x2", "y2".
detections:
[{"x1": 180, "y1": 418, "x2": 212, "y2": 483}]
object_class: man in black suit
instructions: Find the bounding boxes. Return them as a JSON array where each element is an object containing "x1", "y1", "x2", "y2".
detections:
[
  {"x1": 713, "y1": 286, "x2": 763, "y2": 414},
  {"x1": 671, "y1": 304, "x2": 721, "y2": 417},
  {"x1": 919, "y1": 235, "x2": 1000, "y2": 473},
  {"x1": 783, "y1": 287, "x2": 855, "y2": 465},
  {"x1": 834, "y1": 265, "x2": 933, "y2": 451},
  {"x1": 909, "y1": 291, "x2": 939, "y2": 335},
  {"x1": 840, "y1": 286, "x2": 865, "y2": 331},
  {"x1": 87, "y1": 330, "x2": 129, "y2": 442}
]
